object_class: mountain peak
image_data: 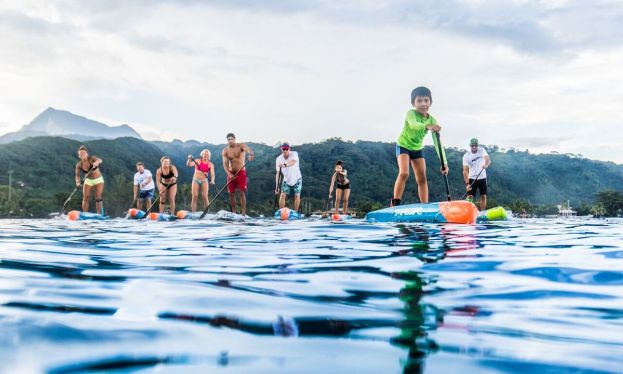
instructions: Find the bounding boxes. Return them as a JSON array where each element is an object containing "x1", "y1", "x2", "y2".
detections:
[{"x1": 0, "y1": 108, "x2": 143, "y2": 144}]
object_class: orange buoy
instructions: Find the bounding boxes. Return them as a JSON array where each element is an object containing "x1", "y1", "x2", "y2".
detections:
[
  {"x1": 280, "y1": 208, "x2": 289, "y2": 221},
  {"x1": 67, "y1": 210, "x2": 81, "y2": 221},
  {"x1": 176, "y1": 210, "x2": 188, "y2": 219},
  {"x1": 128, "y1": 208, "x2": 139, "y2": 218},
  {"x1": 148, "y1": 212, "x2": 160, "y2": 221},
  {"x1": 439, "y1": 200, "x2": 479, "y2": 224}
]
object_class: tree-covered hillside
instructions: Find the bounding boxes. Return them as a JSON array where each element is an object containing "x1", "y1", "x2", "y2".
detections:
[{"x1": 0, "y1": 136, "x2": 621, "y2": 217}]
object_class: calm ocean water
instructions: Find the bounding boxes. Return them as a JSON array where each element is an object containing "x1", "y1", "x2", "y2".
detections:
[{"x1": 0, "y1": 217, "x2": 622, "y2": 373}]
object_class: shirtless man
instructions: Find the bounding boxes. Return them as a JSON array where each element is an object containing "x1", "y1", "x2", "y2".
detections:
[{"x1": 221, "y1": 133, "x2": 254, "y2": 215}]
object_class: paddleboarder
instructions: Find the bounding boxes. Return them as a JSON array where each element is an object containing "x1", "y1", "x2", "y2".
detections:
[
  {"x1": 275, "y1": 142, "x2": 302, "y2": 212},
  {"x1": 328, "y1": 160, "x2": 350, "y2": 215},
  {"x1": 155, "y1": 156, "x2": 178, "y2": 214},
  {"x1": 222, "y1": 133, "x2": 254, "y2": 216},
  {"x1": 133, "y1": 162, "x2": 154, "y2": 212},
  {"x1": 392, "y1": 86, "x2": 448, "y2": 206},
  {"x1": 186, "y1": 149, "x2": 216, "y2": 212},
  {"x1": 462, "y1": 138, "x2": 491, "y2": 210},
  {"x1": 74, "y1": 145, "x2": 105, "y2": 214}
]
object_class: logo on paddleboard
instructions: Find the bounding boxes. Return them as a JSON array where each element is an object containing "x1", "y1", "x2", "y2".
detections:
[{"x1": 394, "y1": 207, "x2": 424, "y2": 216}]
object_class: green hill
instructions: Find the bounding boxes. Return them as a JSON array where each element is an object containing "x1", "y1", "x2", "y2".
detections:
[{"x1": 0, "y1": 136, "x2": 621, "y2": 217}]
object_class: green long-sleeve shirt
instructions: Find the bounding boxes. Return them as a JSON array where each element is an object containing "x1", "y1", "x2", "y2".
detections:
[{"x1": 396, "y1": 109, "x2": 447, "y2": 165}]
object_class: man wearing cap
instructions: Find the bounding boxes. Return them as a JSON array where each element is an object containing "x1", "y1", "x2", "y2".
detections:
[
  {"x1": 133, "y1": 162, "x2": 154, "y2": 211},
  {"x1": 275, "y1": 142, "x2": 302, "y2": 212},
  {"x1": 462, "y1": 138, "x2": 491, "y2": 210},
  {"x1": 222, "y1": 133, "x2": 254, "y2": 216}
]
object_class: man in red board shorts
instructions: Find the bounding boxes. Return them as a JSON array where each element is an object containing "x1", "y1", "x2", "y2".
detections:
[{"x1": 221, "y1": 133, "x2": 254, "y2": 216}]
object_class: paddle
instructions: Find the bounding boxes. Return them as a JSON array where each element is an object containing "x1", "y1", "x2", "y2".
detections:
[
  {"x1": 273, "y1": 167, "x2": 283, "y2": 210},
  {"x1": 199, "y1": 159, "x2": 250, "y2": 219},
  {"x1": 61, "y1": 166, "x2": 95, "y2": 215},
  {"x1": 188, "y1": 155, "x2": 215, "y2": 212},
  {"x1": 434, "y1": 132, "x2": 452, "y2": 201},
  {"x1": 139, "y1": 181, "x2": 174, "y2": 219},
  {"x1": 460, "y1": 167, "x2": 485, "y2": 200},
  {"x1": 324, "y1": 195, "x2": 331, "y2": 217}
]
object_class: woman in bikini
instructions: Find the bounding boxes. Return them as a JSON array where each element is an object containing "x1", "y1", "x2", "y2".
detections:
[
  {"x1": 328, "y1": 160, "x2": 351, "y2": 215},
  {"x1": 186, "y1": 149, "x2": 216, "y2": 212},
  {"x1": 74, "y1": 145, "x2": 104, "y2": 214},
  {"x1": 156, "y1": 156, "x2": 179, "y2": 214}
]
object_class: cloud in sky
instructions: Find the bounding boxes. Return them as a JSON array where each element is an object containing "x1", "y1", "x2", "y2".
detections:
[{"x1": 0, "y1": 0, "x2": 622, "y2": 162}]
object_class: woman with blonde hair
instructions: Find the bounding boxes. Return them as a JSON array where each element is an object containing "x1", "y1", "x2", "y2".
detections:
[
  {"x1": 155, "y1": 156, "x2": 178, "y2": 214},
  {"x1": 74, "y1": 145, "x2": 105, "y2": 214},
  {"x1": 186, "y1": 149, "x2": 215, "y2": 212}
]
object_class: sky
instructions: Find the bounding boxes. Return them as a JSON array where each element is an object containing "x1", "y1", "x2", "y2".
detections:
[{"x1": 0, "y1": 0, "x2": 622, "y2": 162}]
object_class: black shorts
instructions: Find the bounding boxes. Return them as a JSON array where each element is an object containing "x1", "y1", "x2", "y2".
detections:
[
  {"x1": 396, "y1": 145, "x2": 423, "y2": 160},
  {"x1": 336, "y1": 183, "x2": 350, "y2": 190},
  {"x1": 468, "y1": 178, "x2": 487, "y2": 196}
]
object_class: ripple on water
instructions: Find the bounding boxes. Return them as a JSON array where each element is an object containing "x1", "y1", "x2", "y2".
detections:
[{"x1": 0, "y1": 218, "x2": 622, "y2": 372}]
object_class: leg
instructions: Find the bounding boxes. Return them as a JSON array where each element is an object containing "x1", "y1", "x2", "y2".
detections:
[
  {"x1": 279, "y1": 193, "x2": 286, "y2": 209},
  {"x1": 393, "y1": 154, "x2": 410, "y2": 201},
  {"x1": 229, "y1": 192, "x2": 236, "y2": 213},
  {"x1": 168, "y1": 185, "x2": 177, "y2": 214},
  {"x1": 82, "y1": 184, "x2": 92, "y2": 212},
  {"x1": 411, "y1": 158, "x2": 428, "y2": 203},
  {"x1": 191, "y1": 181, "x2": 199, "y2": 212},
  {"x1": 293, "y1": 194, "x2": 301, "y2": 212},
  {"x1": 480, "y1": 194, "x2": 487, "y2": 211},
  {"x1": 342, "y1": 189, "x2": 350, "y2": 214},
  {"x1": 240, "y1": 191, "x2": 247, "y2": 216},
  {"x1": 94, "y1": 182, "x2": 105, "y2": 215},
  {"x1": 159, "y1": 189, "x2": 168, "y2": 213},
  {"x1": 335, "y1": 189, "x2": 343, "y2": 213},
  {"x1": 146, "y1": 198, "x2": 152, "y2": 212},
  {"x1": 137, "y1": 198, "x2": 143, "y2": 211},
  {"x1": 201, "y1": 182, "x2": 209, "y2": 210}
]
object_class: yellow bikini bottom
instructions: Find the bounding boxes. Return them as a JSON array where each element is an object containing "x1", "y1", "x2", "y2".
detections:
[{"x1": 84, "y1": 176, "x2": 104, "y2": 186}]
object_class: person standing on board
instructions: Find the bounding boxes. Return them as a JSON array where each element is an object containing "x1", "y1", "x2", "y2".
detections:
[
  {"x1": 222, "y1": 133, "x2": 254, "y2": 216},
  {"x1": 392, "y1": 86, "x2": 448, "y2": 206},
  {"x1": 462, "y1": 138, "x2": 491, "y2": 210},
  {"x1": 186, "y1": 149, "x2": 216, "y2": 212},
  {"x1": 133, "y1": 162, "x2": 154, "y2": 212},
  {"x1": 155, "y1": 156, "x2": 178, "y2": 214},
  {"x1": 328, "y1": 160, "x2": 350, "y2": 214},
  {"x1": 74, "y1": 145, "x2": 105, "y2": 214},
  {"x1": 275, "y1": 142, "x2": 302, "y2": 212}
]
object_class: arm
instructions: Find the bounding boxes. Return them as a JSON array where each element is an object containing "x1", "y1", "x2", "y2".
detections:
[
  {"x1": 221, "y1": 149, "x2": 231, "y2": 177},
  {"x1": 171, "y1": 166, "x2": 179, "y2": 182},
  {"x1": 186, "y1": 155, "x2": 195, "y2": 168},
  {"x1": 242, "y1": 144, "x2": 254, "y2": 161},
  {"x1": 209, "y1": 162, "x2": 216, "y2": 184},
  {"x1": 91, "y1": 156, "x2": 102, "y2": 167},
  {"x1": 75, "y1": 163, "x2": 81, "y2": 187},
  {"x1": 284, "y1": 152, "x2": 298, "y2": 167},
  {"x1": 275, "y1": 161, "x2": 282, "y2": 193},
  {"x1": 483, "y1": 154, "x2": 491, "y2": 169},
  {"x1": 156, "y1": 169, "x2": 163, "y2": 191},
  {"x1": 144, "y1": 174, "x2": 153, "y2": 187},
  {"x1": 431, "y1": 131, "x2": 448, "y2": 169},
  {"x1": 463, "y1": 165, "x2": 470, "y2": 185},
  {"x1": 133, "y1": 184, "x2": 138, "y2": 198},
  {"x1": 329, "y1": 173, "x2": 337, "y2": 196}
]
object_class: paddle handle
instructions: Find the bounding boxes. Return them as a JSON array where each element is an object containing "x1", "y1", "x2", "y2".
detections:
[{"x1": 434, "y1": 132, "x2": 452, "y2": 201}]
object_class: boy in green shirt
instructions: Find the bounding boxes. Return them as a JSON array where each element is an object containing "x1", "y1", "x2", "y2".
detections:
[{"x1": 392, "y1": 86, "x2": 448, "y2": 206}]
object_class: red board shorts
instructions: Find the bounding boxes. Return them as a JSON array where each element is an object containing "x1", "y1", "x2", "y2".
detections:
[{"x1": 227, "y1": 169, "x2": 248, "y2": 193}]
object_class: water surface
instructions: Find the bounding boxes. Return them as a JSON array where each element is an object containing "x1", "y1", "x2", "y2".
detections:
[{"x1": 0, "y1": 217, "x2": 622, "y2": 373}]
